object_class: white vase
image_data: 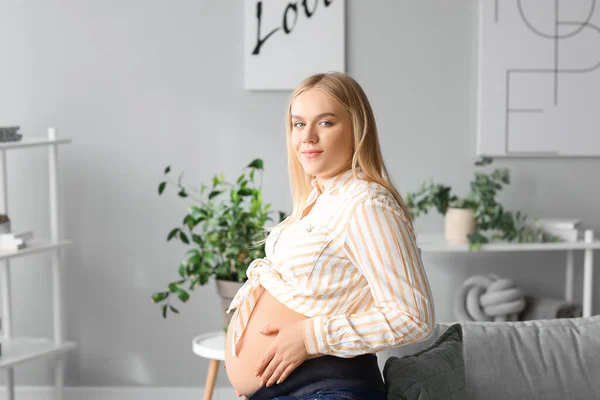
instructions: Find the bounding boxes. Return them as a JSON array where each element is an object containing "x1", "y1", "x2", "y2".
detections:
[{"x1": 445, "y1": 208, "x2": 476, "y2": 244}]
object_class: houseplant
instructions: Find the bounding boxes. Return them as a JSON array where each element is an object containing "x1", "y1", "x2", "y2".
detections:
[
  {"x1": 404, "y1": 156, "x2": 560, "y2": 250},
  {"x1": 151, "y1": 159, "x2": 285, "y2": 324}
]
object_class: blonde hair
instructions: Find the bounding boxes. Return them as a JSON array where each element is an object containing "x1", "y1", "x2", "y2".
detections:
[{"x1": 276, "y1": 71, "x2": 413, "y2": 230}]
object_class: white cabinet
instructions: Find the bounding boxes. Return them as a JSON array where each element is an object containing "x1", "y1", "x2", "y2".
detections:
[{"x1": 0, "y1": 128, "x2": 76, "y2": 400}]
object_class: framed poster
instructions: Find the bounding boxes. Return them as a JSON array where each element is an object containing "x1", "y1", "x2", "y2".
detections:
[
  {"x1": 477, "y1": 0, "x2": 600, "y2": 157},
  {"x1": 244, "y1": 0, "x2": 346, "y2": 91}
]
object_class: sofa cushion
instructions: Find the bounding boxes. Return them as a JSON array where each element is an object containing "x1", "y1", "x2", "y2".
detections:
[
  {"x1": 382, "y1": 323, "x2": 466, "y2": 400},
  {"x1": 460, "y1": 315, "x2": 600, "y2": 400}
]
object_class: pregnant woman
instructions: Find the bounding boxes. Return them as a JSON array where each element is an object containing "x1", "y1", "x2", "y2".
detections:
[{"x1": 224, "y1": 72, "x2": 435, "y2": 400}]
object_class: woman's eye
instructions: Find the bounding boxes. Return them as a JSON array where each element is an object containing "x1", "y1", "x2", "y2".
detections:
[
  {"x1": 319, "y1": 121, "x2": 332, "y2": 127},
  {"x1": 293, "y1": 122, "x2": 305, "y2": 128}
]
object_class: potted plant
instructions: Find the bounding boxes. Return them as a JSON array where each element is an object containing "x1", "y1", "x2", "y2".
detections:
[
  {"x1": 405, "y1": 157, "x2": 560, "y2": 250},
  {"x1": 151, "y1": 159, "x2": 286, "y2": 327}
]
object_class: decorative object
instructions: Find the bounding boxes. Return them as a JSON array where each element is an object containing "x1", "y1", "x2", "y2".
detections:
[
  {"x1": 383, "y1": 324, "x2": 465, "y2": 400},
  {"x1": 244, "y1": 0, "x2": 346, "y2": 90},
  {"x1": 0, "y1": 126, "x2": 22, "y2": 142},
  {"x1": 444, "y1": 207, "x2": 476, "y2": 244},
  {"x1": 454, "y1": 274, "x2": 526, "y2": 322},
  {"x1": 405, "y1": 156, "x2": 560, "y2": 250},
  {"x1": 477, "y1": 2, "x2": 600, "y2": 157},
  {"x1": 151, "y1": 159, "x2": 286, "y2": 323}
]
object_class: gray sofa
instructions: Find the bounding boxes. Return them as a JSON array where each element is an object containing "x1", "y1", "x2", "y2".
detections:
[{"x1": 376, "y1": 315, "x2": 600, "y2": 400}]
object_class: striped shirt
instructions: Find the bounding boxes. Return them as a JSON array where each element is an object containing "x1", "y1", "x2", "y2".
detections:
[{"x1": 226, "y1": 168, "x2": 434, "y2": 358}]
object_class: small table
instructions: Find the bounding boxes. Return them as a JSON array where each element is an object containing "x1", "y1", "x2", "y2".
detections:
[{"x1": 192, "y1": 331, "x2": 226, "y2": 400}]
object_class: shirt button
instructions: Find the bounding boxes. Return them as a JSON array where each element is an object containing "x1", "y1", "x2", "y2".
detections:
[{"x1": 307, "y1": 227, "x2": 312, "y2": 232}]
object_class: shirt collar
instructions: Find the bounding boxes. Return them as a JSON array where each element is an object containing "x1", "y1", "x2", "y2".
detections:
[{"x1": 310, "y1": 168, "x2": 360, "y2": 194}]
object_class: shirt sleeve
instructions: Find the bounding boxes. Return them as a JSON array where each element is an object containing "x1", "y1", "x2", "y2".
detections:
[{"x1": 302, "y1": 192, "x2": 435, "y2": 357}]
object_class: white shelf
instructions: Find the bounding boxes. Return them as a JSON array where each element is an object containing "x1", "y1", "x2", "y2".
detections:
[
  {"x1": 416, "y1": 233, "x2": 600, "y2": 252},
  {"x1": 0, "y1": 337, "x2": 77, "y2": 369},
  {"x1": 0, "y1": 239, "x2": 72, "y2": 261},
  {"x1": 0, "y1": 127, "x2": 74, "y2": 400},
  {"x1": 0, "y1": 137, "x2": 71, "y2": 150}
]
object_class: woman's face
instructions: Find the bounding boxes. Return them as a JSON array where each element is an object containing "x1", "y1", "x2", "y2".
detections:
[{"x1": 290, "y1": 88, "x2": 354, "y2": 182}]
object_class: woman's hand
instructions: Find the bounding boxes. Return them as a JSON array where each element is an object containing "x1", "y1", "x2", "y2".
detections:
[{"x1": 255, "y1": 320, "x2": 310, "y2": 387}]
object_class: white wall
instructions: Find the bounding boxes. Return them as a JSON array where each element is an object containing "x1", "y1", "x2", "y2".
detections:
[{"x1": 0, "y1": 0, "x2": 598, "y2": 389}]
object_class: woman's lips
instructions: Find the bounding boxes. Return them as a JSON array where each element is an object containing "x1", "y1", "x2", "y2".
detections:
[{"x1": 302, "y1": 151, "x2": 323, "y2": 159}]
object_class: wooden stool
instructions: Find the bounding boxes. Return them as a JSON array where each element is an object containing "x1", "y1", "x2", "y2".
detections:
[{"x1": 192, "y1": 331, "x2": 226, "y2": 400}]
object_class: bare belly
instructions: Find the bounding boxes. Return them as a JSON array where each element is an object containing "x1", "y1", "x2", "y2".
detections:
[{"x1": 224, "y1": 286, "x2": 309, "y2": 396}]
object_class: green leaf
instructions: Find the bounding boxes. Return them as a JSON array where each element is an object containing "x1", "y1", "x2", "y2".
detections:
[
  {"x1": 178, "y1": 263, "x2": 186, "y2": 278},
  {"x1": 151, "y1": 292, "x2": 169, "y2": 303},
  {"x1": 192, "y1": 235, "x2": 204, "y2": 246},
  {"x1": 162, "y1": 304, "x2": 167, "y2": 318},
  {"x1": 209, "y1": 190, "x2": 223, "y2": 200},
  {"x1": 183, "y1": 215, "x2": 195, "y2": 229},
  {"x1": 158, "y1": 182, "x2": 167, "y2": 195},
  {"x1": 238, "y1": 188, "x2": 253, "y2": 196},
  {"x1": 175, "y1": 287, "x2": 190, "y2": 302},
  {"x1": 231, "y1": 190, "x2": 240, "y2": 204},
  {"x1": 167, "y1": 228, "x2": 180, "y2": 241},
  {"x1": 247, "y1": 159, "x2": 264, "y2": 170},
  {"x1": 188, "y1": 254, "x2": 202, "y2": 265},
  {"x1": 178, "y1": 188, "x2": 187, "y2": 198},
  {"x1": 279, "y1": 211, "x2": 287, "y2": 222},
  {"x1": 169, "y1": 305, "x2": 180, "y2": 314},
  {"x1": 179, "y1": 232, "x2": 190, "y2": 244},
  {"x1": 164, "y1": 166, "x2": 171, "y2": 174}
]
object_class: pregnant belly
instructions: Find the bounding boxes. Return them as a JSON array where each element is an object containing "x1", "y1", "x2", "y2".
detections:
[{"x1": 224, "y1": 286, "x2": 309, "y2": 397}]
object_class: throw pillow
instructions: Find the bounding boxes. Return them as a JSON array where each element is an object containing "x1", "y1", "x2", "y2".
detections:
[{"x1": 383, "y1": 323, "x2": 466, "y2": 400}]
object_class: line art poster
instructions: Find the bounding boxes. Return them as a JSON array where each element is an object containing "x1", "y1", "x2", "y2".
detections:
[{"x1": 478, "y1": 0, "x2": 600, "y2": 157}]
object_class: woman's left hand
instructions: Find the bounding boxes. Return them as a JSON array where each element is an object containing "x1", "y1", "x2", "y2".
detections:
[{"x1": 255, "y1": 320, "x2": 309, "y2": 387}]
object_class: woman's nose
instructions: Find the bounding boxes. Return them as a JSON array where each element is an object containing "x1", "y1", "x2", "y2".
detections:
[{"x1": 302, "y1": 124, "x2": 318, "y2": 143}]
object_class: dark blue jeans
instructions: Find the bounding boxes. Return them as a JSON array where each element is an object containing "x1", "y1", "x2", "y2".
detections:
[
  {"x1": 271, "y1": 387, "x2": 387, "y2": 400},
  {"x1": 248, "y1": 354, "x2": 386, "y2": 400}
]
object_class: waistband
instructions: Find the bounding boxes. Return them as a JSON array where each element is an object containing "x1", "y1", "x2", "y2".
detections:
[{"x1": 248, "y1": 353, "x2": 386, "y2": 400}]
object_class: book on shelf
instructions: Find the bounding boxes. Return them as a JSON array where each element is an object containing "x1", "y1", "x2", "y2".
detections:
[
  {"x1": 542, "y1": 227, "x2": 579, "y2": 243},
  {"x1": 0, "y1": 231, "x2": 34, "y2": 251},
  {"x1": 536, "y1": 218, "x2": 580, "y2": 230}
]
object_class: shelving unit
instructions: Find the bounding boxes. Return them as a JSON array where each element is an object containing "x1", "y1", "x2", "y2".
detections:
[
  {"x1": 0, "y1": 128, "x2": 76, "y2": 400},
  {"x1": 416, "y1": 230, "x2": 598, "y2": 318}
]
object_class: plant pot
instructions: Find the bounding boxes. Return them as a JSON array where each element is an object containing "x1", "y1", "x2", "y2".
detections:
[
  {"x1": 215, "y1": 279, "x2": 245, "y2": 329},
  {"x1": 445, "y1": 207, "x2": 476, "y2": 244},
  {"x1": 0, "y1": 215, "x2": 10, "y2": 234}
]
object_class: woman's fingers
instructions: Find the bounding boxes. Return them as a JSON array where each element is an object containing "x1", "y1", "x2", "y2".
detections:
[
  {"x1": 255, "y1": 346, "x2": 276, "y2": 377},
  {"x1": 266, "y1": 360, "x2": 289, "y2": 387},
  {"x1": 259, "y1": 355, "x2": 280, "y2": 385},
  {"x1": 277, "y1": 362, "x2": 299, "y2": 385}
]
